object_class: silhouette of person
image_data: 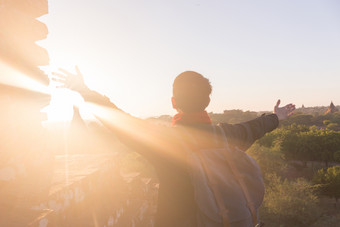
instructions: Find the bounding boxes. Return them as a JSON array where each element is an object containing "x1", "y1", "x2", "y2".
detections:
[{"x1": 53, "y1": 67, "x2": 295, "y2": 227}]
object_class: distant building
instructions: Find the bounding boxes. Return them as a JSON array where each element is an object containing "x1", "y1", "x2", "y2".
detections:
[{"x1": 325, "y1": 102, "x2": 339, "y2": 114}]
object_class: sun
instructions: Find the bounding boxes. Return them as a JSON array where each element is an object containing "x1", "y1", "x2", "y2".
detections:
[
  {"x1": 42, "y1": 88, "x2": 79, "y2": 122},
  {"x1": 0, "y1": 59, "x2": 95, "y2": 123},
  {"x1": 40, "y1": 63, "x2": 96, "y2": 122},
  {"x1": 42, "y1": 85, "x2": 94, "y2": 122}
]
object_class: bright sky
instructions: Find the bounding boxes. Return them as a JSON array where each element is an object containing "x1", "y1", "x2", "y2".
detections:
[{"x1": 39, "y1": 0, "x2": 340, "y2": 119}]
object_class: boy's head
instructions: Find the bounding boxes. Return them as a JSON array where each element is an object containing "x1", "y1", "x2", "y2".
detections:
[{"x1": 172, "y1": 71, "x2": 212, "y2": 113}]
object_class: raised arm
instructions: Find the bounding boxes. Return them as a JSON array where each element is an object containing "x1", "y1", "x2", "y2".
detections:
[
  {"x1": 220, "y1": 100, "x2": 295, "y2": 150},
  {"x1": 52, "y1": 67, "x2": 119, "y2": 109},
  {"x1": 52, "y1": 67, "x2": 173, "y2": 163}
]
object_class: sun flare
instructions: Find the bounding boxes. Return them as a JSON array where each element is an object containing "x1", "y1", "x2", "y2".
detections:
[{"x1": 42, "y1": 87, "x2": 95, "y2": 122}]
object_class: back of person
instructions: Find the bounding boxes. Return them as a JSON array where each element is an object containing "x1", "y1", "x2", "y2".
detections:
[
  {"x1": 151, "y1": 119, "x2": 272, "y2": 227},
  {"x1": 178, "y1": 124, "x2": 264, "y2": 227},
  {"x1": 151, "y1": 124, "x2": 220, "y2": 227}
]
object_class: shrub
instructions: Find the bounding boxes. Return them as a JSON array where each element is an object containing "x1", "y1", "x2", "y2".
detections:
[
  {"x1": 313, "y1": 166, "x2": 340, "y2": 205},
  {"x1": 247, "y1": 144, "x2": 286, "y2": 177},
  {"x1": 323, "y1": 120, "x2": 331, "y2": 126},
  {"x1": 260, "y1": 173, "x2": 320, "y2": 227},
  {"x1": 327, "y1": 123, "x2": 340, "y2": 131}
]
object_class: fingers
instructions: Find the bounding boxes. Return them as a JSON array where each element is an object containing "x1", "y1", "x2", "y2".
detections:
[
  {"x1": 284, "y1": 104, "x2": 296, "y2": 117},
  {"x1": 276, "y1": 99, "x2": 281, "y2": 107},
  {"x1": 285, "y1": 103, "x2": 296, "y2": 111},
  {"x1": 51, "y1": 77, "x2": 65, "y2": 83},
  {"x1": 58, "y1": 68, "x2": 74, "y2": 76},
  {"x1": 288, "y1": 112, "x2": 294, "y2": 117},
  {"x1": 52, "y1": 72, "x2": 67, "y2": 79},
  {"x1": 75, "y1": 65, "x2": 82, "y2": 75},
  {"x1": 53, "y1": 66, "x2": 83, "y2": 77},
  {"x1": 51, "y1": 66, "x2": 86, "y2": 92}
]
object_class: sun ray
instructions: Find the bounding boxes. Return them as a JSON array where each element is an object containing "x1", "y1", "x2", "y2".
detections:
[
  {"x1": 0, "y1": 60, "x2": 50, "y2": 95},
  {"x1": 84, "y1": 102, "x2": 216, "y2": 167}
]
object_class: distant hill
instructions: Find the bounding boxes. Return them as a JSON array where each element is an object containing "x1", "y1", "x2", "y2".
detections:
[
  {"x1": 147, "y1": 103, "x2": 340, "y2": 127},
  {"x1": 147, "y1": 109, "x2": 264, "y2": 125}
]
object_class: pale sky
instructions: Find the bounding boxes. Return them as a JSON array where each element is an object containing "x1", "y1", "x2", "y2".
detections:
[{"x1": 40, "y1": 0, "x2": 340, "y2": 118}]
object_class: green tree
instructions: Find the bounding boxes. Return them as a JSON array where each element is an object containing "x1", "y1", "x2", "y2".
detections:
[
  {"x1": 276, "y1": 126, "x2": 340, "y2": 166},
  {"x1": 209, "y1": 109, "x2": 258, "y2": 124},
  {"x1": 247, "y1": 144, "x2": 286, "y2": 176},
  {"x1": 261, "y1": 173, "x2": 320, "y2": 226},
  {"x1": 282, "y1": 114, "x2": 313, "y2": 126},
  {"x1": 313, "y1": 166, "x2": 340, "y2": 206}
]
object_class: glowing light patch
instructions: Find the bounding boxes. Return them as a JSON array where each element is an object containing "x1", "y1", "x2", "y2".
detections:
[{"x1": 0, "y1": 60, "x2": 50, "y2": 95}]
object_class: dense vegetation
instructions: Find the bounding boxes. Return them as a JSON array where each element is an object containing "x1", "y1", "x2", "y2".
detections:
[{"x1": 249, "y1": 109, "x2": 340, "y2": 226}]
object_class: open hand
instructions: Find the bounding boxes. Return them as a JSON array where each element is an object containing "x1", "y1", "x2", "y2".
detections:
[
  {"x1": 52, "y1": 66, "x2": 89, "y2": 93},
  {"x1": 274, "y1": 99, "x2": 295, "y2": 121}
]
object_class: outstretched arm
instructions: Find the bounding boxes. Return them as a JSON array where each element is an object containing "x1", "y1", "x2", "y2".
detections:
[
  {"x1": 220, "y1": 100, "x2": 295, "y2": 150},
  {"x1": 52, "y1": 67, "x2": 173, "y2": 163},
  {"x1": 52, "y1": 67, "x2": 119, "y2": 109}
]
